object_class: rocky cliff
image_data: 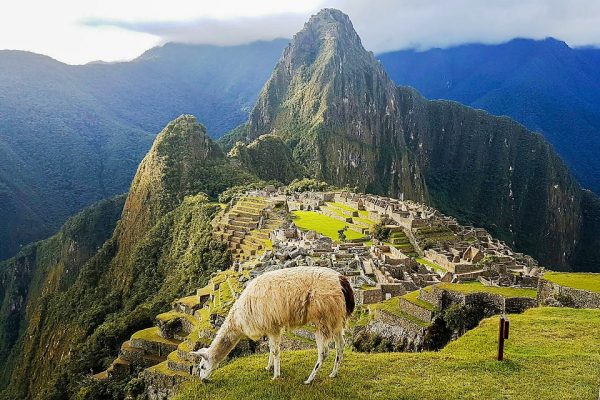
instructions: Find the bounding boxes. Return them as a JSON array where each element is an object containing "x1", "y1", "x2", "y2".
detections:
[{"x1": 222, "y1": 8, "x2": 600, "y2": 271}]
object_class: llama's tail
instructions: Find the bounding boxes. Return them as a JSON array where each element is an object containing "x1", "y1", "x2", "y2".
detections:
[{"x1": 339, "y1": 275, "x2": 355, "y2": 317}]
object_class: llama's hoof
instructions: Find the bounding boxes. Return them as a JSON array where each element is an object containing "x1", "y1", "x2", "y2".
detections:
[
  {"x1": 265, "y1": 365, "x2": 272, "y2": 371},
  {"x1": 271, "y1": 376, "x2": 280, "y2": 381},
  {"x1": 328, "y1": 373, "x2": 337, "y2": 378},
  {"x1": 304, "y1": 379, "x2": 313, "y2": 385}
]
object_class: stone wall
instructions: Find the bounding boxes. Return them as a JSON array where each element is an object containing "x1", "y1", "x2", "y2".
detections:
[
  {"x1": 398, "y1": 298, "x2": 434, "y2": 322},
  {"x1": 364, "y1": 309, "x2": 426, "y2": 351},
  {"x1": 142, "y1": 368, "x2": 189, "y2": 400},
  {"x1": 537, "y1": 279, "x2": 600, "y2": 309},
  {"x1": 356, "y1": 288, "x2": 383, "y2": 305},
  {"x1": 380, "y1": 283, "x2": 406, "y2": 298}
]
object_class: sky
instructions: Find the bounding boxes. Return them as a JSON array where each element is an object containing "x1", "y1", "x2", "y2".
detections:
[{"x1": 2, "y1": 0, "x2": 600, "y2": 64}]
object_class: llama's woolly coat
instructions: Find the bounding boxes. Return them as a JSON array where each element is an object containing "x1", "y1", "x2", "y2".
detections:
[{"x1": 228, "y1": 266, "x2": 350, "y2": 340}]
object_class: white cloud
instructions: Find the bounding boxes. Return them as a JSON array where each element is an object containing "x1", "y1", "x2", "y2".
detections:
[{"x1": 2, "y1": 0, "x2": 600, "y2": 64}]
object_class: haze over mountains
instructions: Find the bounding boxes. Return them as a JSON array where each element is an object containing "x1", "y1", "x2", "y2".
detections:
[
  {"x1": 0, "y1": 39, "x2": 287, "y2": 260},
  {"x1": 379, "y1": 38, "x2": 600, "y2": 194}
]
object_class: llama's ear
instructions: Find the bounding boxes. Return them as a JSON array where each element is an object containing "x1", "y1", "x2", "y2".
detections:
[{"x1": 193, "y1": 347, "x2": 209, "y2": 360}]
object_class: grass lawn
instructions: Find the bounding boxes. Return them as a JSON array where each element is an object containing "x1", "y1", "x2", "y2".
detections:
[
  {"x1": 435, "y1": 281, "x2": 537, "y2": 299},
  {"x1": 174, "y1": 307, "x2": 600, "y2": 400},
  {"x1": 364, "y1": 297, "x2": 430, "y2": 327},
  {"x1": 131, "y1": 327, "x2": 180, "y2": 345},
  {"x1": 544, "y1": 272, "x2": 600, "y2": 294},
  {"x1": 415, "y1": 257, "x2": 446, "y2": 272},
  {"x1": 402, "y1": 290, "x2": 437, "y2": 311},
  {"x1": 291, "y1": 211, "x2": 366, "y2": 241},
  {"x1": 326, "y1": 202, "x2": 369, "y2": 217}
]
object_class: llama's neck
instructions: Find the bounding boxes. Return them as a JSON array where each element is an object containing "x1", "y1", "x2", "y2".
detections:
[{"x1": 208, "y1": 315, "x2": 242, "y2": 364}]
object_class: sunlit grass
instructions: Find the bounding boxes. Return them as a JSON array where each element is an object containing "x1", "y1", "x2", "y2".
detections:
[
  {"x1": 291, "y1": 211, "x2": 366, "y2": 241},
  {"x1": 434, "y1": 281, "x2": 537, "y2": 299},
  {"x1": 174, "y1": 308, "x2": 600, "y2": 400},
  {"x1": 544, "y1": 272, "x2": 600, "y2": 293}
]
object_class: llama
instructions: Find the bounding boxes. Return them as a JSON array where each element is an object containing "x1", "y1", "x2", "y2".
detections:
[{"x1": 192, "y1": 266, "x2": 355, "y2": 384}]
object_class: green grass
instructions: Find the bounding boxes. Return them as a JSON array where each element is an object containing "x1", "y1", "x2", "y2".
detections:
[
  {"x1": 415, "y1": 257, "x2": 446, "y2": 272},
  {"x1": 370, "y1": 297, "x2": 430, "y2": 327},
  {"x1": 291, "y1": 211, "x2": 366, "y2": 241},
  {"x1": 131, "y1": 327, "x2": 180, "y2": 345},
  {"x1": 327, "y1": 202, "x2": 365, "y2": 215},
  {"x1": 434, "y1": 282, "x2": 537, "y2": 299},
  {"x1": 402, "y1": 290, "x2": 437, "y2": 311},
  {"x1": 156, "y1": 311, "x2": 202, "y2": 329},
  {"x1": 544, "y1": 272, "x2": 600, "y2": 294},
  {"x1": 174, "y1": 308, "x2": 600, "y2": 400}
]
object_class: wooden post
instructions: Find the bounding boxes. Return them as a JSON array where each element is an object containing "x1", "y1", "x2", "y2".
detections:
[
  {"x1": 498, "y1": 316, "x2": 505, "y2": 361},
  {"x1": 498, "y1": 316, "x2": 509, "y2": 361}
]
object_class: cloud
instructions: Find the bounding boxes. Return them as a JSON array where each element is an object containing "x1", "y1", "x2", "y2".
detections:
[
  {"x1": 83, "y1": 0, "x2": 600, "y2": 53},
  {"x1": 332, "y1": 0, "x2": 600, "y2": 52},
  {"x1": 83, "y1": 13, "x2": 308, "y2": 47}
]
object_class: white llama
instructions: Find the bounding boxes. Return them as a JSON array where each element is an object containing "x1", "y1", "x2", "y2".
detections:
[{"x1": 192, "y1": 266, "x2": 355, "y2": 384}]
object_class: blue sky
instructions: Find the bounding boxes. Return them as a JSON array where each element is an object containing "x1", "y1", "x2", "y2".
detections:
[{"x1": 2, "y1": 0, "x2": 600, "y2": 64}]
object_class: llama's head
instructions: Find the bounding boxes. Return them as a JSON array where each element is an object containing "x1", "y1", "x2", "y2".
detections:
[{"x1": 193, "y1": 348, "x2": 216, "y2": 380}]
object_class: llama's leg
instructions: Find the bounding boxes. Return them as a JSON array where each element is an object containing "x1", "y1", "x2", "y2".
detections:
[
  {"x1": 266, "y1": 336, "x2": 275, "y2": 371},
  {"x1": 271, "y1": 334, "x2": 282, "y2": 380},
  {"x1": 329, "y1": 330, "x2": 344, "y2": 378},
  {"x1": 304, "y1": 333, "x2": 328, "y2": 384}
]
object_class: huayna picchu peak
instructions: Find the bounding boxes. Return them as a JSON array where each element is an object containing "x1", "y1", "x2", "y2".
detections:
[
  {"x1": 0, "y1": 6, "x2": 599, "y2": 400},
  {"x1": 223, "y1": 8, "x2": 600, "y2": 272}
]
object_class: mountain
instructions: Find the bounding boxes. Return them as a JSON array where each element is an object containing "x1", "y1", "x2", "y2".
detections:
[
  {"x1": 223, "y1": 8, "x2": 600, "y2": 272},
  {"x1": 0, "y1": 8, "x2": 599, "y2": 399},
  {"x1": 378, "y1": 38, "x2": 600, "y2": 195},
  {"x1": 0, "y1": 115, "x2": 258, "y2": 398},
  {"x1": 0, "y1": 39, "x2": 287, "y2": 262}
]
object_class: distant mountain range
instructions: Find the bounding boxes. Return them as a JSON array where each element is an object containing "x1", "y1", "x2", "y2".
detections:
[
  {"x1": 0, "y1": 39, "x2": 287, "y2": 261},
  {"x1": 378, "y1": 38, "x2": 600, "y2": 194},
  {"x1": 3, "y1": 25, "x2": 600, "y2": 267}
]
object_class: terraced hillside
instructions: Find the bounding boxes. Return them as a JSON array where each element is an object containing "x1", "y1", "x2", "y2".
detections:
[
  {"x1": 94, "y1": 270, "x2": 244, "y2": 387},
  {"x1": 214, "y1": 197, "x2": 284, "y2": 261}
]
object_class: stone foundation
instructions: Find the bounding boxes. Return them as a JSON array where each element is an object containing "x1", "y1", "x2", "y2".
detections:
[{"x1": 537, "y1": 279, "x2": 600, "y2": 309}]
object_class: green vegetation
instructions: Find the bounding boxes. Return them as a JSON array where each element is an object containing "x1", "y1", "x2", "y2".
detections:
[
  {"x1": 175, "y1": 308, "x2": 600, "y2": 400},
  {"x1": 0, "y1": 189, "x2": 231, "y2": 398},
  {"x1": 370, "y1": 297, "x2": 430, "y2": 327},
  {"x1": 131, "y1": 327, "x2": 180, "y2": 346},
  {"x1": 402, "y1": 290, "x2": 437, "y2": 311},
  {"x1": 291, "y1": 211, "x2": 366, "y2": 241},
  {"x1": 0, "y1": 196, "x2": 126, "y2": 391},
  {"x1": 371, "y1": 223, "x2": 390, "y2": 241},
  {"x1": 434, "y1": 282, "x2": 537, "y2": 299},
  {"x1": 415, "y1": 257, "x2": 445, "y2": 272},
  {"x1": 228, "y1": 135, "x2": 304, "y2": 183},
  {"x1": 543, "y1": 272, "x2": 600, "y2": 293},
  {"x1": 0, "y1": 40, "x2": 288, "y2": 262}
]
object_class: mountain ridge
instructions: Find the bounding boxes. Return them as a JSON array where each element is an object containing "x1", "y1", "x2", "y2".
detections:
[
  {"x1": 0, "y1": 39, "x2": 287, "y2": 262},
  {"x1": 222, "y1": 8, "x2": 600, "y2": 271},
  {"x1": 378, "y1": 37, "x2": 600, "y2": 194}
]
